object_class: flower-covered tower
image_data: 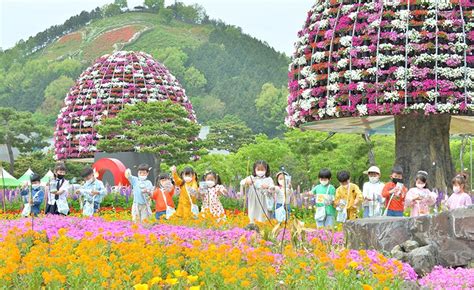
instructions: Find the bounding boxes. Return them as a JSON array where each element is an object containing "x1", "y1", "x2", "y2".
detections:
[
  {"x1": 54, "y1": 51, "x2": 196, "y2": 160},
  {"x1": 287, "y1": 0, "x2": 473, "y2": 189}
]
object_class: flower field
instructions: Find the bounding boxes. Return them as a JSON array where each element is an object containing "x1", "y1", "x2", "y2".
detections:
[{"x1": 2, "y1": 209, "x2": 458, "y2": 289}]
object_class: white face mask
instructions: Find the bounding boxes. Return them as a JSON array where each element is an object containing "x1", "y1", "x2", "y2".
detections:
[
  {"x1": 184, "y1": 176, "x2": 193, "y2": 183},
  {"x1": 453, "y1": 186, "x2": 461, "y2": 193},
  {"x1": 32, "y1": 184, "x2": 40, "y2": 190},
  {"x1": 416, "y1": 183, "x2": 425, "y2": 189},
  {"x1": 369, "y1": 176, "x2": 379, "y2": 184},
  {"x1": 256, "y1": 171, "x2": 266, "y2": 177},
  {"x1": 138, "y1": 175, "x2": 147, "y2": 181},
  {"x1": 206, "y1": 180, "x2": 216, "y2": 188},
  {"x1": 278, "y1": 179, "x2": 285, "y2": 186},
  {"x1": 320, "y1": 180, "x2": 329, "y2": 186}
]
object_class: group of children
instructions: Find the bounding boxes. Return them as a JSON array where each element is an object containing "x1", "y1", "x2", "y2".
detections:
[
  {"x1": 18, "y1": 161, "x2": 472, "y2": 228},
  {"x1": 311, "y1": 165, "x2": 472, "y2": 228}
]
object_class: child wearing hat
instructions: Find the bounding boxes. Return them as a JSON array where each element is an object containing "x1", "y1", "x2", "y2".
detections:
[
  {"x1": 362, "y1": 166, "x2": 385, "y2": 217},
  {"x1": 20, "y1": 174, "x2": 45, "y2": 217}
]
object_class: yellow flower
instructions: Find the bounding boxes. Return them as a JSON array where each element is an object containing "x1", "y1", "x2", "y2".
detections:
[
  {"x1": 165, "y1": 278, "x2": 178, "y2": 285},
  {"x1": 187, "y1": 275, "x2": 199, "y2": 283},
  {"x1": 173, "y1": 270, "x2": 187, "y2": 278},
  {"x1": 149, "y1": 276, "x2": 162, "y2": 285},
  {"x1": 348, "y1": 261, "x2": 358, "y2": 268},
  {"x1": 362, "y1": 285, "x2": 373, "y2": 290},
  {"x1": 190, "y1": 287, "x2": 200, "y2": 290},
  {"x1": 133, "y1": 284, "x2": 148, "y2": 290}
]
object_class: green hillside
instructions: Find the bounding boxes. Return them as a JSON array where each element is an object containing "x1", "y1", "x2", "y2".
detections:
[{"x1": 0, "y1": 6, "x2": 289, "y2": 135}]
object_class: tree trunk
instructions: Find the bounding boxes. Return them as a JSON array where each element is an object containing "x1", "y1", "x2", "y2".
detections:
[
  {"x1": 362, "y1": 132, "x2": 376, "y2": 166},
  {"x1": 153, "y1": 154, "x2": 161, "y2": 181},
  {"x1": 5, "y1": 141, "x2": 14, "y2": 175},
  {"x1": 395, "y1": 114, "x2": 454, "y2": 192}
]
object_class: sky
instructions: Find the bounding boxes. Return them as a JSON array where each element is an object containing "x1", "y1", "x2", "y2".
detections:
[{"x1": 0, "y1": 0, "x2": 314, "y2": 56}]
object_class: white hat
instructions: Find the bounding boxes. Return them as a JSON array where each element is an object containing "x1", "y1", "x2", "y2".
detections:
[{"x1": 365, "y1": 166, "x2": 381, "y2": 175}]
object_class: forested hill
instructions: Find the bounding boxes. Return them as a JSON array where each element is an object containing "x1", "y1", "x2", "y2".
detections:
[{"x1": 0, "y1": 3, "x2": 289, "y2": 136}]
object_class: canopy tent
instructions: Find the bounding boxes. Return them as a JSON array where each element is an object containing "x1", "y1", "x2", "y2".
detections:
[
  {"x1": 17, "y1": 168, "x2": 35, "y2": 185},
  {"x1": 40, "y1": 170, "x2": 55, "y2": 186},
  {"x1": 0, "y1": 167, "x2": 21, "y2": 188}
]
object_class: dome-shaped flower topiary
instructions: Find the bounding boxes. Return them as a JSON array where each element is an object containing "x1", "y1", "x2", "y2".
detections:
[
  {"x1": 54, "y1": 51, "x2": 196, "y2": 160},
  {"x1": 286, "y1": 0, "x2": 473, "y2": 128}
]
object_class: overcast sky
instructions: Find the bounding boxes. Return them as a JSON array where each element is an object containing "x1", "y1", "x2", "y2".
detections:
[{"x1": 0, "y1": 0, "x2": 314, "y2": 56}]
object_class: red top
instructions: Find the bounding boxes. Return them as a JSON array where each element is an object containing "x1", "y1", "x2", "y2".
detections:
[
  {"x1": 382, "y1": 182, "x2": 407, "y2": 212},
  {"x1": 152, "y1": 187, "x2": 175, "y2": 212}
]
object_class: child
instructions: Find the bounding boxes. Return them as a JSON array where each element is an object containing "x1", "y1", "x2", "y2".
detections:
[
  {"x1": 125, "y1": 164, "x2": 154, "y2": 222},
  {"x1": 200, "y1": 171, "x2": 226, "y2": 219},
  {"x1": 382, "y1": 165, "x2": 408, "y2": 217},
  {"x1": 78, "y1": 167, "x2": 106, "y2": 216},
  {"x1": 45, "y1": 163, "x2": 70, "y2": 215},
  {"x1": 446, "y1": 173, "x2": 472, "y2": 210},
  {"x1": 274, "y1": 171, "x2": 294, "y2": 222},
  {"x1": 171, "y1": 166, "x2": 199, "y2": 219},
  {"x1": 405, "y1": 171, "x2": 437, "y2": 217},
  {"x1": 311, "y1": 169, "x2": 336, "y2": 227},
  {"x1": 240, "y1": 160, "x2": 275, "y2": 225},
  {"x1": 20, "y1": 174, "x2": 45, "y2": 217},
  {"x1": 151, "y1": 173, "x2": 175, "y2": 220},
  {"x1": 362, "y1": 166, "x2": 385, "y2": 218},
  {"x1": 334, "y1": 171, "x2": 362, "y2": 221}
]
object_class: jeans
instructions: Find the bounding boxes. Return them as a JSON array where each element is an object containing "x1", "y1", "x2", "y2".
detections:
[
  {"x1": 316, "y1": 215, "x2": 334, "y2": 228},
  {"x1": 155, "y1": 210, "x2": 166, "y2": 220},
  {"x1": 363, "y1": 206, "x2": 370, "y2": 218},
  {"x1": 387, "y1": 209, "x2": 403, "y2": 217}
]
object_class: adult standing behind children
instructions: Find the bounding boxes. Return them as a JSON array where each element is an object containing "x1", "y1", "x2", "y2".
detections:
[
  {"x1": 45, "y1": 163, "x2": 70, "y2": 215},
  {"x1": 362, "y1": 166, "x2": 385, "y2": 218},
  {"x1": 382, "y1": 165, "x2": 408, "y2": 217},
  {"x1": 125, "y1": 164, "x2": 154, "y2": 222}
]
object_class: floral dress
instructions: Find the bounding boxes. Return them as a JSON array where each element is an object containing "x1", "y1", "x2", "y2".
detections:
[{"x1": 201, "y1": 185, "x2": 226, "y2": 218}]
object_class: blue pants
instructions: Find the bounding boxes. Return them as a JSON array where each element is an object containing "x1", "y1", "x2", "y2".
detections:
[
  {"x1": 155, "y1": 211, "x2": 166, "y2": 220},
  {"x1": 387, "y1": 209, "x2": 403, "y2": 217},
  {"x1": 317, "y1": 215, "x2": 334, "y2": 228}
]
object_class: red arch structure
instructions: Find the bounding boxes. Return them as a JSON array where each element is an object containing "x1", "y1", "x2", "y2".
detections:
[{"x1": 93, "y1": 158, "x2": 129, "y2": 186}]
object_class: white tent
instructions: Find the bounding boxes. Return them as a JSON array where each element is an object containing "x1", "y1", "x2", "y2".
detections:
[
  {"x1": 18, "y1": 168, "x2": 35, "y2": 185},
  {"x1": 40, "y1": 170, "x2": 55, "y2": 186}
]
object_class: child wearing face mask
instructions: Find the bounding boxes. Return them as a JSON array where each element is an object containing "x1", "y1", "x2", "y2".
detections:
[
  {"x1": 334, "y1": 170, "x2": 363, "y2": 221},
  {"x1": 125, "y1": 164, "x2": 154, "y2": 222},
  {"x1": 78, "y1": 167, "x2": 106, "y2": 217},
  {"x1": 200, "y1": 171, "x2": 226, "y2": 219},
  {"x1": 446, "y1": 173, "x2": 472, "y2": 210},
  {"x1": 171, "y1": 166, "x2": 199, "y2": 218},
  {"x1": 362, "y1": 166, "x2": 385, "y2": 218},
  {"x1": 405, "y1": 171, "x2": 437, "y2": 217},
  {"x1": 382, "y1": 165, "x2": 408, "y2": 217},
  {"x1": 274, "y1": 171, "x2": 293, "y2": 221},
  {"x1": 45, "y1": 163, "x2": 70, "y2": 215},
  {"x1": 20, "y1": 174, "x2": 45, "y2": 217},
  {"x1": 311, "y1": 169, "x2": 336, "y2": 227},
  {"x1": 151, "y1": 173, "x2": 176, "y2": 220},
  {"x1": 240, "y1": 160, "x2": 275, "y2": 225}
]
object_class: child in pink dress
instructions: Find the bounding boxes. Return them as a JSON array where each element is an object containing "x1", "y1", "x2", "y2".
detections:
[
  {"x1": 405, "y1": 171, "x2": 437, "y2": 217},
  {"x1": 446, "y1": 173, "x2": 472, "y2": 210},
  {"x1": 200, "y1": 171, "x2": 226, "y2": 219}
]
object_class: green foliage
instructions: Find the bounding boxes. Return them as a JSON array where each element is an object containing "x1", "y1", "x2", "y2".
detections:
[
  {"x1": 193, "y1": 154, "x2": 235, "y2": 184},
  {"x1": 96, "y1": 101, "x2": 204, "y2": 165},
  {"x1": 102, "y1": 4, "x2": 122, "y2": 17},
  {"x1": 0, "y1": 107, "x2": 50, "y2": 173},
  {"x1": 184, "y1": 66, "x2": 207, "y2": 92},
  {"x1": 206, "y1": 115, "x2": 255, "y2": 152},
  {"x1": 144, "y1": 0, "x2": 164, "y2": 11},
  {"x1": 255, "y1": 83, "x2": 288, "y2": 136},
  {"x1": 114, "y1": 0, "x2": 128, "y2": 9},
  {"x1": 191, "y1": 95, "x2": 225, "y2": 123},
  {"x1": 158, "y1": 8, "x2": 174, "y2": 24},
  {"x1": 37, "y1": 76, "x2": 74, "y2": 116}
]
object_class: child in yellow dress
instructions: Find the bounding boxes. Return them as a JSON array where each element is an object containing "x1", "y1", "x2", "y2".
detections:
[
  {"x1": 334, "y1": 170, "x2": 363, "y2": 221},
  {"x1": 171, "y1": 165, "x2": 199, "y2": 218}
]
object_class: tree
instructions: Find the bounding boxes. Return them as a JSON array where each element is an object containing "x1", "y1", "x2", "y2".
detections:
[
  {"x1": 151, "y1": 47, "x2": 187, "y2": 78},
  {"x1": 144, "y1": 0, "x2": 164, "y2": 11},
  {"x1": 191, "y1": 95, "x2": 225, "y2": 123},
  {"x1": 255, "y1": 83, "x2": 287, "y2": 136},
  {"x1": 96, "y1": 101, "x2": 204, "y2": 176},
  {"x1": 184, "y1": 66, "x2": 207, "y2": 93},
  {"x1": 38, "y1": 76, "x2": 74, "y2": 116},
  {"x1": 0, "y1": 108, "x2": 50, "y2": 174},
  {"x1": 114, "y1": 0, "x2": 128, "y2": 9},
  {"x1": 158, "y1": 8, "x2": 174, "y2": 24},
  {"x1": 102, "y1": 4, "x2": 122, "y2": 17},
  {"x1": 206, "y1": 115, "x2": 255, "y2": 152}
]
